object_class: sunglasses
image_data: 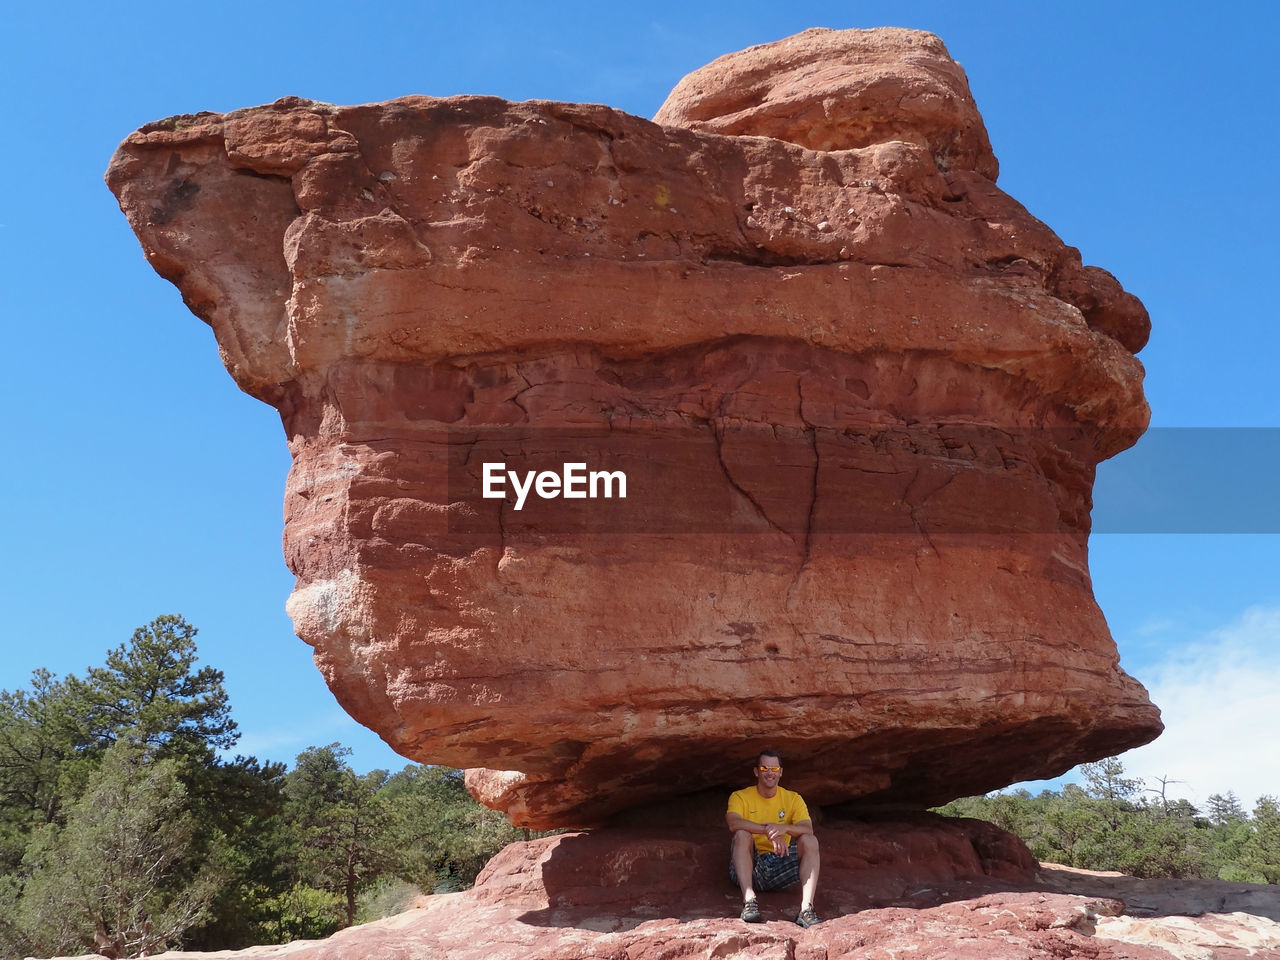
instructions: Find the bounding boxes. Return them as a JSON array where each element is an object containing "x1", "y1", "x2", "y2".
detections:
[{"x1": 757, "y1": 765, "x2": 782, "y2": 773}]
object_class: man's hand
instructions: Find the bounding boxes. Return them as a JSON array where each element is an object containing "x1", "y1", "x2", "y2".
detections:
[{"x1": 763, "y1": 822, "x2": 788, "y2": 855}]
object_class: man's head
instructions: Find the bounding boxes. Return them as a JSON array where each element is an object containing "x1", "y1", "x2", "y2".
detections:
[{"x1": 754, "y1": 749, "x2": 783, "y2": 793}]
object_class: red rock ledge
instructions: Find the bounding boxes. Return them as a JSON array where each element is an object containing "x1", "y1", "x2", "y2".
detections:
[{"x1": 52, "y1": 818, "x2": 1275, "y2": 960}]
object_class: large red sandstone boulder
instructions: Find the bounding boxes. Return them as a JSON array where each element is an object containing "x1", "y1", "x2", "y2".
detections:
[{"x1": 106, "y1": 27, "x2": 1160, "y2": 828}]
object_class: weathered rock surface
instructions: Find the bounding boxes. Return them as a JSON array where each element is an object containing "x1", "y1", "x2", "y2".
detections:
[
  {"x1": 41, "y1": 822, "x2": 1280, "y2": 960},
  {"x1": 1038, "y1": 863, "x2": 1280, "y2": 959},
  {"x1": 107, "y1": 27, "x2": 1160, "y2": 827},
  {"x1": 1038, "y1": 863, "x2": 1280, "y2": 921},
  {"x1": 654, "y1": 27, "x2": 1002, "y2": 181}
]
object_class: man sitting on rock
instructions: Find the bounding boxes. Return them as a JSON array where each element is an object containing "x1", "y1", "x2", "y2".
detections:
[{"x1": 726, "y1": 749, "x2": 821, "y2": 927}]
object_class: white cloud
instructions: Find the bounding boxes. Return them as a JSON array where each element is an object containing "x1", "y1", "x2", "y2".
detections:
[
  {"x1": 1114, "y1": 605, "x2": 1280, "y2": 810},
  {"x1": 1135, "y1": 616, "x2": 1177, "y2": 638}
]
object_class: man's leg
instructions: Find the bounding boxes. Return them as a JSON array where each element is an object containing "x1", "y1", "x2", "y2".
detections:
[
  {"x1": 731, "y1": 830, "x2": 758, "y2": 902},
  {"x1": 796, "y1": 834, "x2": 821, "y2": 922}
]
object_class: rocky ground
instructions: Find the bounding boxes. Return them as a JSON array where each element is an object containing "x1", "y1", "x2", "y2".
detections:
[
  {"x1": 1037, "y1": 863, "x2": 1280, "y2": 958},
  {"x1": 39, "y1": 817, "x2": 1280, "y2": 960}
]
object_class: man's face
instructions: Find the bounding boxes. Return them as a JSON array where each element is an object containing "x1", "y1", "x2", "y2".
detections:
[{"x1": 755, "y1": 755, "x2": 782, "y2": 790}]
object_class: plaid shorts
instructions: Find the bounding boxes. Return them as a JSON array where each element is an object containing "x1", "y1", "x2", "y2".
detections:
[{"x1": 729, "y1": 840, "x2": 801, "y2": 892}]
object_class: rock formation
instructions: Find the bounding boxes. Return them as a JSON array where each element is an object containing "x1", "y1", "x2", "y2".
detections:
[{"x1": 107, "y1": 26, "x2": 1161, "y2": 828}]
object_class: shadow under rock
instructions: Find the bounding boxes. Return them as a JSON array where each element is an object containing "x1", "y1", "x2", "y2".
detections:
[{"x1": 508, "y1": 811, "x2": 1048, "y2": 932}]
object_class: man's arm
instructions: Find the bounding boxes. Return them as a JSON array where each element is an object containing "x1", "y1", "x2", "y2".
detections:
[
  {"x1": 725, "y1": 811, "x2": 762, "y2": 835},
  {"x1": 727, "y1": 811, "x2": 782, "y2": 854},
  {"x1": 727, "y1": 812, "x2": 812, "y2": 855},
  {"x1": 726, "y1": 813, "x2": 814, "y2": 837}
]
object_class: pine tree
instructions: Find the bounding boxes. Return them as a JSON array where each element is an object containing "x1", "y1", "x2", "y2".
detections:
[
  {"x1": 0, "y1": 668, "x2": 82, "y2": 842},
  {"x1": 17, "y1": 738, "x2": 225, "y2": 958},
  {"x1": 70, "y1": 614, "x2": 237, "y2": 761},
  {"x1": 1242, "y1": 796, "x2": 1280, "y2": 883},
  {"x1": 378, "y1": 764, "x2": 525, "y2": 891},
  {"x1": 1206, "y1": 792, "x2": 1246, "y2": 826},
  {"x1": 284, "y1": 744, "x2": 391, "y2": 928}
]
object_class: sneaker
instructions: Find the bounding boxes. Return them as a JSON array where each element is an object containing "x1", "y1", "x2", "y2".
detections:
[
  {"x1": 740, "y1": 898, "x2": 763, "y2": 923},
  {"x1": 795, "y1": 906, "x2": 821, "y2": 928}
]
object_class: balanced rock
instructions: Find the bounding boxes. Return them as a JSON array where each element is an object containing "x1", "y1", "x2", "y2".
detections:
[{"x1": 107, "y1": 27, "x2": 1161, "y2": 828}]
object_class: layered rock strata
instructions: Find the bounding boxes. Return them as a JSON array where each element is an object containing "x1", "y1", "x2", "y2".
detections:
[{"x1": 107, "y1": 27, "x2": 1161, "y2": 827}]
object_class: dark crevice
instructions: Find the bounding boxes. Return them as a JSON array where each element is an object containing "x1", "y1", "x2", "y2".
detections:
[
  {"x1": 701, "y1": 247, "x2": 834, "y2": 268},
  {"x1": 230, "y1": 167, "x2": 292, "y2": 183}
]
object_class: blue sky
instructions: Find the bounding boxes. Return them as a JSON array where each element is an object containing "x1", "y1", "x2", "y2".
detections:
[{"x1": 2, "y1": 1, "x2": 1276, "y2": 807}]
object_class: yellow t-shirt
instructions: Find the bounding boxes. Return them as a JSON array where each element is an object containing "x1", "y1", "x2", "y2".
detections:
[{"x1": 727, "y1": 785, "x2": 811, "y2": 854}]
